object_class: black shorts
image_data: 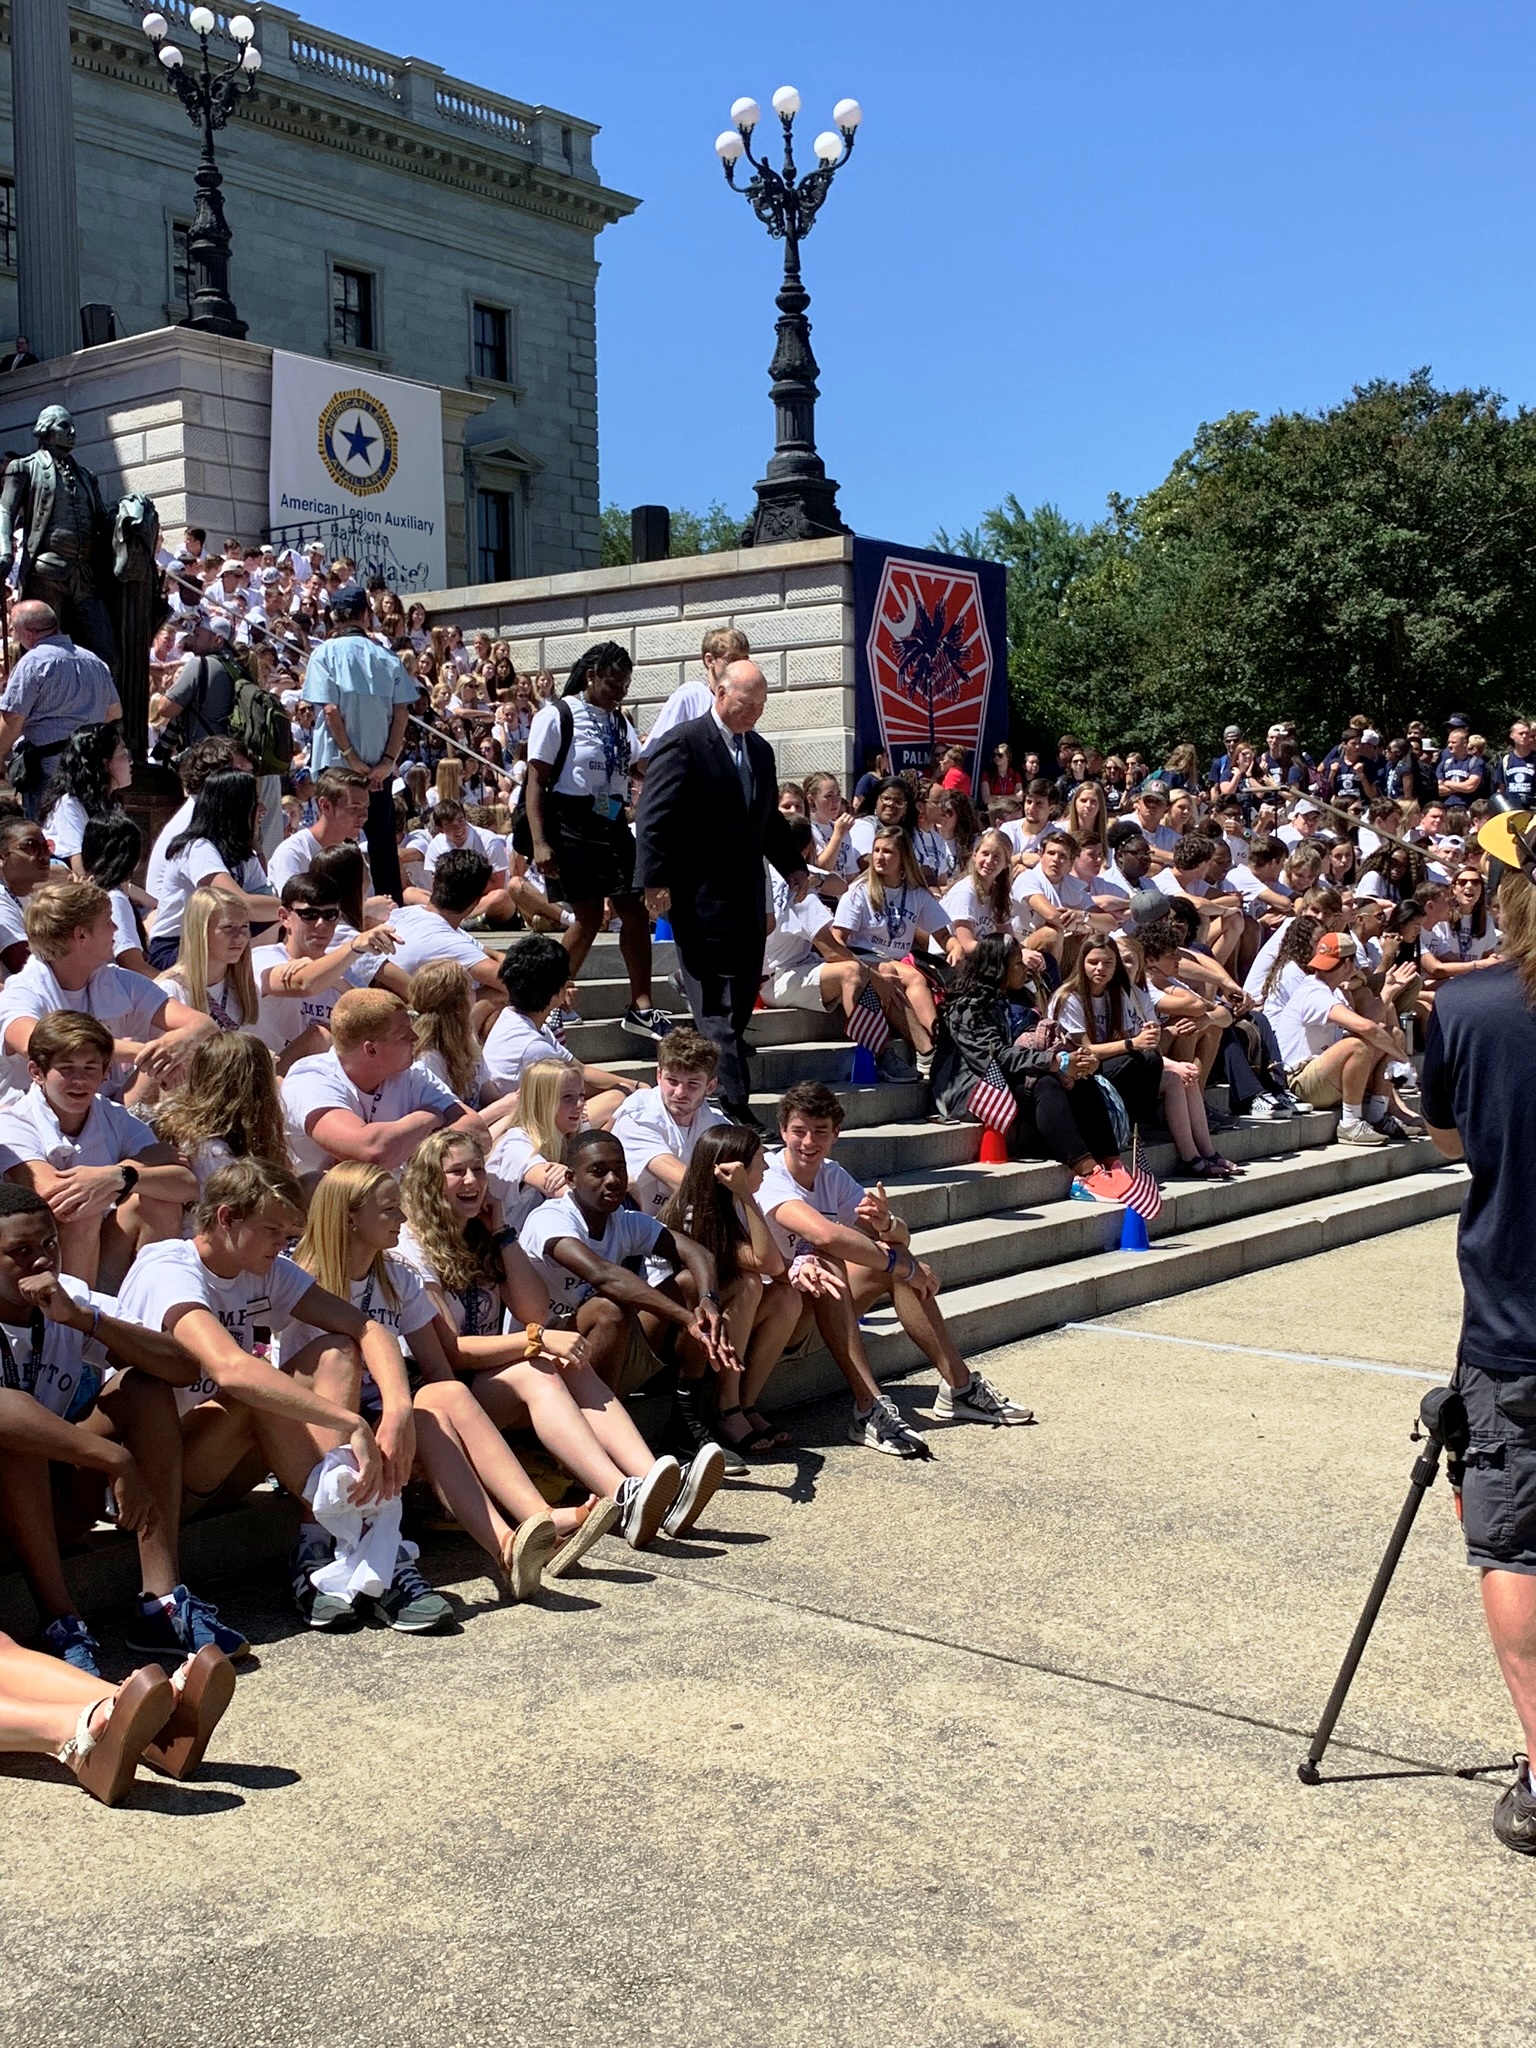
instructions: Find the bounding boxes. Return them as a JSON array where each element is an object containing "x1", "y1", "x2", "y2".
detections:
[
  {"x1": 545, "y1": 792, "x2": 637, "y2": 907},
  {"x1": 1454, "y1": 1362, "x2": 1536, "y2": 1575}
]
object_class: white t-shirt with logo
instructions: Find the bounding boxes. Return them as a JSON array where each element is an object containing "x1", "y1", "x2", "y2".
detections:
[
  {"x1": 518, "y1": 1194, "x2": 664, "y2": 1315},
  {"x1": 529, "y1": 699, "x2": 639, "y2": 804},
  {"x1": 484, "y1": 1128, "x2": 554, "y2": 1234},
  {"x1": 1425, "y1": 918, "x2": 1500, "y2": 964},
  {"x1": 941, "y1": 874, "x2": 1030, "y2": 939},
  {"x1": 763, "y1": 868, "x2": 834, "y2": 977},
  {"x1": 832, "y1": 881, "x2": 951, "y2": 961},
  {"x1": 0, "y1": 959, "x2": 167, "y2": 1098},
  {"x1": 281, "y1": 1049, "x2": 462, "y2": 1176},
  {"x1": 483, "y1": 1006, "x2": 576, "y2": 1094},
  {"x1": 610, "y1": 1085, "x2": 728, "y2": 1217},
  {"x1": 273, "y1": 1254, "x2": 436, "y2": 1372},
  {"x1": 0, "y1": 1083, "x2": 158, "y2": 1170},
  {"x1": 116, "y1": 1238, "x2": 316, "y2": 1413},
  {"x1": 1050, "y1": 982, "x2": 1159, "y2": 1042},
  {"x1": 251, "y1": 940, "x2": 382, "y2": 1056},
  {"x1": 0, "y1": 1272, "x2": 114, "y2": 1419},
  {"x1": 757, "y1": 1149, "x2": 865, "y2": 1264}
]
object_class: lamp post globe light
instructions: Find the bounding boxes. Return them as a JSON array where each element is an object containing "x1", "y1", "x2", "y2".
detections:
[
  {"x1": 716, "y1": 90, "x2": 862, "y2": 546},
  {"x1": 140, "y1": 9, "x2": 261, "y2": 339}
]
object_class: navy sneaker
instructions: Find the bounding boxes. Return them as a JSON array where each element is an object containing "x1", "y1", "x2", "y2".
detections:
[
  {"x1": 125, "y1": 1585, "x2": 250, "y2": 1662},
  {"x1": 43, "y1": 1612, "x2": 102, "y2": 1676}
]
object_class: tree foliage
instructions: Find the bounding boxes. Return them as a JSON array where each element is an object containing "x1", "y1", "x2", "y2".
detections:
[
  {"x1": 600, "y1": 501, "x2": 750, "y2": 568},
  {"x1": 953, "y1": 372, "x2": 1536, "y2": 755}
]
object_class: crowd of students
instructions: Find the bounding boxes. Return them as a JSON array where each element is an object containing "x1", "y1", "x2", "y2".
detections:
[{"x1": 0, "y1": 524, "x2": 1519, "y2": 1806}]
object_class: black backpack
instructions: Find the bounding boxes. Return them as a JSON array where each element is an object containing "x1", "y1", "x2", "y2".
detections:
[{"x1": 510, "y1": 699, "x2": 573, "y2": 857}]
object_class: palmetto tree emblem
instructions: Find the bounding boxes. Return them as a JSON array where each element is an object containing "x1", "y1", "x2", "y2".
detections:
[
  {"x1": 864, "y1": 558, "x2": 994, "y2": 775},
  {"x1": 894, "y1": 595, "x2": 973, "y2": 721}
]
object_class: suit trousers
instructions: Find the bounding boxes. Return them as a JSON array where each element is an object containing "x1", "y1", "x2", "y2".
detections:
[
  {"x1": 673, "y1": 941, "x2": 762, "y2": 1107},
  {"x1": 365, "y1": 784, "x2": 403, "y2": 903}
]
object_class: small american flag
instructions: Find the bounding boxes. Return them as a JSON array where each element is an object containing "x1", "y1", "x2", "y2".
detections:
[
  {"x1": 1123, "y1": 1131, "x2": 1163, "y2": 1221},
  {"x1": 547, "y1": 1007, "x2": 567, "y2": 1047},
  {"x1": 846, "y1": 983, "x2": 891, "y2": 1057},
  {"x1": 966, "y1": 1059, "x2": 1018, "y2": 1134}
]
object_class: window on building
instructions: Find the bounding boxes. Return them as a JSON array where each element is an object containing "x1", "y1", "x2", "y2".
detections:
[
  {"x1": 171, "y1": 219, "x2": 193, "y2": 316},
  {"x1": 332, "y1": 266, "x2": 375, "y2": 352},
  {"x1": 476, "y1": 488, "x2": 513, "y2": 583},
  {"x1": 473, "y1": 303, "x2": 510, "y2": 384},
  {"x1": 0, "y1": 180, "x2": 15, "y2": 271}
]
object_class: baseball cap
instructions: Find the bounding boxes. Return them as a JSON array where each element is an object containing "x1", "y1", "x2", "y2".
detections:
[
  {"x1": 329, "y1": 582, "x2": 368, "y2": 621},
  {"x1": 260, "y1": 566, "x2": 282, "y2": 586},
  {"x1": 1136, "y1": 779, "x2": 1169, "y2": 802},
  {"x1": 1293, "y1": 798, "x2": 1321, "y2": 817},
  {"x1": 1223, "y1": 724, "x2": 1241, "y2": 740},
  {"x1": 1128, "y1": 889, "x2": 1169, "y2": 930},
  {"x1": 1309, "y1": 932, "x2": 1353, "y2": 971},
  {"x1": 196, "y1": 611, "x2": 233, "y2": 642},
  {"x1": 1361, "y1": 728, "x2": 1380, "y2": 745},
  {"x1": 1447, "y1": 713, "x2": 1471, "y2": 730}
]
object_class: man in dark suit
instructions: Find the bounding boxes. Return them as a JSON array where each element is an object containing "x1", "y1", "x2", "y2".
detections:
[{"x1": 634, "y1": 660, "x2": 810, "y2": 1126}]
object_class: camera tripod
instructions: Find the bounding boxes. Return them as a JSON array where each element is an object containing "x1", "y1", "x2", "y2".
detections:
[{"x1": 1298, "y1": 1384, "x2": 1470, "y2": 1785}]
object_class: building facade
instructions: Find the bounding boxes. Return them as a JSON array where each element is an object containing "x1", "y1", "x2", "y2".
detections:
[{"x1": 0, "y1": 0, "x2": 637, "y2": 577}]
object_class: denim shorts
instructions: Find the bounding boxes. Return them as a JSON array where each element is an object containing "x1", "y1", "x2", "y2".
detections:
[{"x1": 1454, "y1": 1363, "x2": 1536, "y2": 1576}]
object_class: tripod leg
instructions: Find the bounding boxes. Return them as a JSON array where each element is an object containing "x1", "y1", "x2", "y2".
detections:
[{"x1": 1297, "y1": 1430, "x2": 1446, "y2": 1784}]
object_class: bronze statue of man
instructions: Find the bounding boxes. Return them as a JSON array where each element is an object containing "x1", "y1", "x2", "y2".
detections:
[{"x1": 0, "y1": 404, "x2": 119, "y2": 670}]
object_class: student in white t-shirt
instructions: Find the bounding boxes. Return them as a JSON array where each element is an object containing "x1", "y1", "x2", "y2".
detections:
[
  {"x1": 757, "y1": 1082, "x2": 1032, "y2": 1457},
  {"x1": 1016, "y1": 831, "x2": 1107, "y2": 943},
  {"x1": 1422, "y1": 868, "x2": 1502, "y2": 985},
  {"x1": 144, "y1": 770, "x2": 276, "y2": 971},
  {"x1": 0, "y1": 1012, "x2": 197, "y2": 1291},
  {"x1": 283, "y1": 1161, "x2": 615, "y2": 1592},
  {"x1": 386, "y1": 847, "x2": 507, "y2": 1022},
  {"x1": 831, "y1": 827, "x2": 956, "y2": 1066},
  {"x1": 941, "y1": 830, "x2": 1033, "y2": 955},
  {"x1": 484, "y1": 1057, "x2": 582, "y2": 1232},
  {"x1": 264, "y1": 767, "x2": 373, "y2": 902},
  {"x1": 252, "y1": 874, "x2": 403, "y2": 1073},
  {"x1": 610, "y1": 1028, "x2": 729, "y2": 1218},
  {"x1": 281, "y1": 987, "x2": 488, "y2": 1180},
  {"x1": 484, "y1": 933, "x2": 639, "y2": 1127},
  {"x1": 154, "y1": 887, "x2": 259, "y2": 1035},
  {"x1": 115, "y1": 1158, "x2": 441, "y2": 1638},
  {"x1": 0, "y1": 815, "x2": 53, "y2": 975},
  {"x1": 0, "y1": 880, "x2": 215, "y2": 1101},
  {"x1": 1258, "y1": 923, "x2": 1404, "y2": 1142},
  {"x1": 404, "y1": 798, "x2": 521, "y2": 928},
  {"x1": 402, "y1": 1127, "x2": 699, "y2": 1550}
]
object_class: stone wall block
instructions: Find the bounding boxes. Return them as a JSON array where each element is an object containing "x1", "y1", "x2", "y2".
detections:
[
  {"x1": 734, "y1": 602, "x2": 845, "y2": 651},
  {"x1": 679, "y1": 571, "x2": 782, "y2": 618},
  {"x1": 785, "y1": 644, "x2": 854, "y2": 687},
  {"x1": 585, "y1": 591, "x2": 683, "y2": 629},
  {"x1": 632, "y1": 619, "x2": 710, "y2": 663}
]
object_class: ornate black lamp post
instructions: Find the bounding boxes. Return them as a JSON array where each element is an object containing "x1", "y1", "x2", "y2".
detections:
[
  {"x1": 716, "y1": 89, "x2": 862, "y2": 546},
  {"x1": 140, "y1": 9, "x2": 262, "y2": 339}
]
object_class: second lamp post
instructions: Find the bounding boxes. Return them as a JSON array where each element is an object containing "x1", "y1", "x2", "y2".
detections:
[{"x1": 141, "y1": 8, "x2": 262, "y2": 339}]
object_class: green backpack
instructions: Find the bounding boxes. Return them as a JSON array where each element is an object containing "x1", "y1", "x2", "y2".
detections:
[{"x1": 226, "y1": 671, "x2": 294, "y2": 777}]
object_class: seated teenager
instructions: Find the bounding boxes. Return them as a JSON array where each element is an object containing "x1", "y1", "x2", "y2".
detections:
[
  {"x1": 410, "y1": 961, "x2": 517, "y2": 1129},
  {"x1": 81, "y1": 814, "x2": 154, "y2": 977},
  {"x1": 610, "y1": 1027, "x2": 730, "y2": 1219},
  {"x1": 0, "y1": 1605, "x2": 234, "y2": 1804},
  {"x1": 762, "y1": 815, "x2": 917, "y2": 1079},
  {"x1": 1422, "y1": 866, "x2": 1502, "y2": 987},
  {"x1": 484, "y1": 934, "x2": 638, "y2": 1126},
  {"x1": 114, "y1": 1159, "x2": 445, "y2": 1635},
  {"x1": 1136, "y1": 916, "x2": 1299, "y2": 1121},
  {"x1": 931, "y1": 934, "x2": 1133, "y2": 1199},
  {"x1": 515, "y1": 1127, "x2": 735, "y2": 1536},
  {"x1": 404, "y1": 798, "x2": 511, "y2": 914},
  {"x1": 1017, "y1": 830, "x2": 1112, "y2": 948},
  {"x1": 282, "y1": 987, "x2": 490, "y2": 1180},
  {"x1": 1049, "y1": 938, "x2": 1166, "y2": 1142},
  {"x1": 941, "y1": 829, "x2": 1033, "y2": 954},
  {"x1": 1258, "y1": 920, "x2": 1409, "y2": 1145},
  {"x1": 830, "y1": 826, "x2": 957, "y2": 1067},
  {"x1": 0, "y1": 813, "x2": 55, "y2": 974},
  {"x1": 0, "y1": 1013, "x2": 196, "y2": 1289},
  {"x1": 661, "y1": 1122, "x2": 804, "y2": 1457},
  {"x1": 402, "y1": 1129, "x2": 694, "y2": 1552},
  {"x1": 0, "y1": 881, "x2": 216, "y2": 1101},
  {"x1": 1120, "y1": 938, "x2": 1240, "y2": 1180},
  {"x1": 154, "y1": 887, "x2": 257, "y2": 1035},
  {"x1": 284, "y1": 1162, "x2": 614, "y2": 1600},
  {"x1": 757, "y1": 1082, "x2": 1032, "y2": 1456},
  {"x1": 386, "y1": 850, "x2": 509, "y2": 1038},
  {"x1": 144, "y1": 770, "x2": 276, "y2": 972},
  {"x1": 154, "y1": 1030, "x2": 293, "y2": 1193},
  {"x1": 0, "y1": 1182, "x2": 243, "y2": 1675},
  {"x1": 253, "y1": 875, "x2": 404, "y2": 1074},
  {"x1": 484, "y1": 1057, "x2": 581, "y2": 1232}
]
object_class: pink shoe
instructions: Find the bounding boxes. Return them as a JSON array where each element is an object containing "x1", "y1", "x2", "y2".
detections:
[{"x1": 1081, "y1": 1163, "x2": 1134, "y2": 1202}]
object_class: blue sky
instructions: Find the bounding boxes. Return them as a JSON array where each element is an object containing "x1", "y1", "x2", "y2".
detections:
[{"x1": 306, "y1": 0, "x2": 1536, "y2": 544}]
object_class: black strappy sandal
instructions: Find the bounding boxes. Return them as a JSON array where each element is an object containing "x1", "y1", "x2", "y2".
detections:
[{"x1": 717, "y1": 1405, "x2": 779, "y2": 1456}]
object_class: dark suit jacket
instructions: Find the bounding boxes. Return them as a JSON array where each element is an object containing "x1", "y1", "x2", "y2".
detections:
[{"x1": 633, "y1": 712, "x2": 807, "y2": 959}]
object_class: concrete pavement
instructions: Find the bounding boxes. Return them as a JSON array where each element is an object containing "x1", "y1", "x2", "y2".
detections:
[{"x1": 2, "y1": 1215, "x2": 1528, "y2": 2048}]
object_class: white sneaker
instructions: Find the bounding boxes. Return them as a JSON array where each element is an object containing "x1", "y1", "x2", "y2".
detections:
[
  {"x1": 661, "y1": 1443, "x2": 726, "y2": 1537},
  {"x1": 1337, "y1": 1117, "x2": 1386, "y2": 1147},
  {"x1": 1246, "y1": 1094, "x2": 1287, "y2": 1121},
  {"x1": 618, "y1": 1457, "x2": 683, "y2": 1547},
  {"x1": 933, "y1": 1372, "x2": 1035, "y2": 1426}
]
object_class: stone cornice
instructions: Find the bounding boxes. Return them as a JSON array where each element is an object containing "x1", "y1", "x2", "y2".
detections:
[{"x1": 0, "y1": 10, "x2": 639, "y2": 240}]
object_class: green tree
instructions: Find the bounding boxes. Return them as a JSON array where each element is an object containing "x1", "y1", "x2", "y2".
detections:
[
  {"x1": 957, "y1": 372, "x2": 1536, "y2": 756},
  {"x1": 599, "y1": 501, "x2": 751, "y2": 568}
]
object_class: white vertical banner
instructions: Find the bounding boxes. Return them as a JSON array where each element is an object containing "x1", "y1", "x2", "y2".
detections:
[{"x1": 268, "y1": 350, "x2": 447, "y2": 591}]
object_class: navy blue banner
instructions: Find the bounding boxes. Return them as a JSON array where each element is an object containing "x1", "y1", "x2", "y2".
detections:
[{"x1": 851, "y1": 537, "x2": 1009, "y2": 795}]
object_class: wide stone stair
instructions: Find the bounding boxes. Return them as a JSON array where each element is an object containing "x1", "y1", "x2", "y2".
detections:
[{"x1": 556, "y1": 934, "x2": 1468, "y2": 1402}]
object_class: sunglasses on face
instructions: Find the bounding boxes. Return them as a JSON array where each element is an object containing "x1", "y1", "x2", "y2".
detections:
[{"x1": 293, "y1": 905, "x2": 341, "y2": 924}]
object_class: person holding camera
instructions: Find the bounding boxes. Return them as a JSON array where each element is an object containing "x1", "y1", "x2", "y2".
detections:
[{"x1": 1422, "y1": 845, "x2": 1536, "y2": 1855}]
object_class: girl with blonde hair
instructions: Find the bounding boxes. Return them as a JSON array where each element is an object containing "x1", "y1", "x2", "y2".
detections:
[
  {"x1": 484, "y1": 1056, "x2": 583, "y2": 1231},
  {"x1": 1065, "y1": 780, "x2": 1109, "y2": 855},
  {"x1": 154, "y1": 1030, "x2": 291, "y2": 1190},
  {"x1": 831, "y1": 826, "x2": 957, "y2": 1059},
  {"x1": 409, "y1": 962, "x2": 518, "y2": 1130},
  {"x1": 156, "y1": 887, "x2": 257, "y2": 1031},
  {"x1": 400, "y1": 1129, "x2": 684, "y2": 1551},
  {"x1": 287, "y1": 1162, "x2": 611, "y2": 1590},
  {"x1": 431, "y1": 757, "x2": 463, "y2": 810}
]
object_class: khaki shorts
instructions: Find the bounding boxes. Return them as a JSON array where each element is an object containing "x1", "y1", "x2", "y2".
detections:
[
  {"x1": 763, "y1": 962, "x2": 833, "y2": 1013},
  {"x1": 1288, "y1": 1054, "x2": 1344, "y2": 1109},
  {"x1": 607, "y1": 1317, "x2": 668, "y2": 1398}
]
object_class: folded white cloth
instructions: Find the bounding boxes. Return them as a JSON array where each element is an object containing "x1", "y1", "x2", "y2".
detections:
[{"x1": 302, "y1": 1449, "x2": 407, "y2": 1600}]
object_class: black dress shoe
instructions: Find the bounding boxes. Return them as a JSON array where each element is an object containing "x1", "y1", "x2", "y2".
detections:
[{"x1": 719, "y1": 1099, "x2": 766, "y2": 1134}]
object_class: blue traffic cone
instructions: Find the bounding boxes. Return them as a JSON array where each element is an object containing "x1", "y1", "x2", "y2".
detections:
[
  {"x1": 850, "y1": 1044, "x2": 879, "y2": 1085},
  {"x1": 654, "y1": 915, "x2": 673, "y2": 942},
  {"x1": 1118, "y1": 1207, "x2": 1150, "y2": 1253}
]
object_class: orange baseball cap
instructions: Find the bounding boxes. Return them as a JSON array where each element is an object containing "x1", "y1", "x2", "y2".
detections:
[{"x1": 1309, "y1": 932, "x2": 1353, "y2": 971}]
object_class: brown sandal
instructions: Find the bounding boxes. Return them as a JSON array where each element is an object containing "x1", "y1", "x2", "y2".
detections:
[
  {"x1": 58, "y1": 1667, "x2": 175, "y2": 1806},
  {"x1": 142, "y1": 1647, "x2": 237, "y2": 1781}
]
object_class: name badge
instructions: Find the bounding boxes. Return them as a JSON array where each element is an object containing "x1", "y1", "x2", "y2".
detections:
[
  {"x1": 594, "y1": 795, "x2": 621, "y2": 821},
  {"x1": 245, "y1": 1296, "x2": 271, "y2": 1318}
]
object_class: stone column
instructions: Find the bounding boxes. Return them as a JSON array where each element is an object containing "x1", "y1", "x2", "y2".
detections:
[{"x1": 12, "y1": 0, "x2": 82, "y2": 362}]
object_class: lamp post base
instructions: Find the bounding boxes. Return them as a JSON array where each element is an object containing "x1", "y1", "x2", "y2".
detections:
[
  {"x1": 180, "y1": 311, "x2": 248, "y2": 340},
  {"x1": 749, "y1": 478, "x2": 848, "y2": 547}
]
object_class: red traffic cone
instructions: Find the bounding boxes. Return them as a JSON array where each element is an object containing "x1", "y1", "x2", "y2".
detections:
[{"x1": 978, "y1": 1127, "x2": 1008, "y2": 1164}]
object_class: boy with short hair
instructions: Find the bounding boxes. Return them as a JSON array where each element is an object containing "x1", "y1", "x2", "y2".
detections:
[
  {"x1": 116, "y1": 1158, "x2": 447, "y2": 1634},
  {"x1": 758, "y1": 1081, "x2": 1032, "y2": 1457},
  {"x1": 384, "y1": 848, "x2": 508, "y2": 1027},
  {"x1": 0, "y1": 812, "x2": 54, "y2": 974},
  {"x1": 484, "y1": 934, "x2": 638, "y2": 1124},
  {"x1": 610, "y1": 1027, "x2": 728, "y2": 1216},
  {"x1": 252, "y1": 873, "x2": 406, "y2": 1073},
  {"x1": 0, "y1": 1012, "x2": 198, "y2": 1287}
]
